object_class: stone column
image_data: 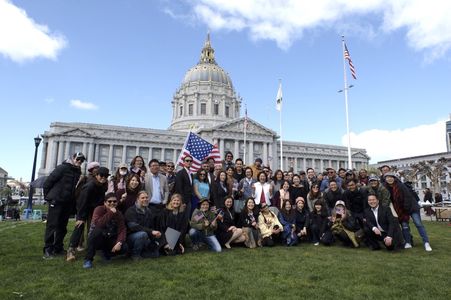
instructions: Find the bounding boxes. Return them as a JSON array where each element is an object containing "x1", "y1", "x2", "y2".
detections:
[
  {"x1": 219, "y1": 139, "x2": 225, "y2": 159},
  {"x1": 320, "y1": 159, "x2": 324, "y2": 171},
  {"x1": 63, "y1": 141, "x2": 70, "y2": 160},
  {"x1": 234, "y1": 140, "x2": 239, "y2": 158},
  {"x1": 268, "y1": 142, "x2": 273, "y2": 170},
  {"x1": 51, "y1": 140, "x2": 58, "y2": 169},
  {"x1": 57, "y1": 141, "x2": 65, "y2": 165},
  {"x1": 94, "y1": 144, "x2": 99, "y2": 162},
  {"x1": 263, "y1": 142, "x2": 268, "y2": 165},
  {"x1": 108, "y1": 145, "x2": 114, "y2": 171},
  {"x1": 173, "y1": 149, "x2": 177, "y2": 163},
  {"x1": 88, "y1": 142, "x2": 94, "y2": 162},
  {"x1": 40, "y1": 142, "x2": 48, "y2": 170},
  {"x1": 122, "y1": 145, "x2": 127, "y2": 164},
  {"x1": 161, "y1": 148, "x2": 166, "y2": 161},
  {"x1": 249, "y1": 141, "x2": 254, "y2": 163}
]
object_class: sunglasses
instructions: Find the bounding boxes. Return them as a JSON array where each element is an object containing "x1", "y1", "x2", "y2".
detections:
[
  {"x1": 76, "y1": 158, "x2": 85, "y2": 163},
  {"x1": 106, "y1": 200, "x2": 117, "y2": 204},
  {"x1": 199, "y1": 173, "x2": 206, "y2": 176},
  {"x1": 185, "y1": 160, "x2": 192, "y2": 162},
  {"x1": 167, "y1": 165, "x2": 175, "y2": 168}
]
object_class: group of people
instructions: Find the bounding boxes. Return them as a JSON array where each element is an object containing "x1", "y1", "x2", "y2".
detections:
[{"x1": 42, "y1": 151, "x2": 433, "y2": 269}]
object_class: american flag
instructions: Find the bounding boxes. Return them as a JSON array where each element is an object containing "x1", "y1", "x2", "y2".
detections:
[
  {"x1": 177, "y1": 132, "x2": 220, "y2": 172},
  {"x1": 344, "y1": 43, "x2": 356, "y2": 80}
]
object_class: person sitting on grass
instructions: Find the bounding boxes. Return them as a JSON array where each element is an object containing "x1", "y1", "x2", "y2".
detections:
[
  {"x1": 216, "y1": 196, "x2": 246, "y2": 249},
  {"x1": 83, "y1": 193, "x2": 127, "y2": 269},
  {"x1": 309, "y1": 200, "x2": 329, "y2": 246},
  {"x1": 294, "y1": 197, "x2": 309, "y2": 243},
  {"x1": 124, "y1": 191, "x2": 162, "y2": 260},
  {"x1": 278, "y1": 199, "x2": 298, "y2": 246},
  {"x1": 189, "y1": 199, "x2": 222, "y2": 252},
  {"x1": 160, "y1": 193, "x2": 188, "y2": 255},
  {"x1": 363, "y1": 193, "x2": 404, "y2": 251},
  {"x1": 329, "y1": 200, "x2": 362, "y2": 248},
  {"x1": 258, "y1": 202, "x2": 282, "y2": 247},
  {"x1": 237, "y1": 197, "x2": 260, "y2": 248}
]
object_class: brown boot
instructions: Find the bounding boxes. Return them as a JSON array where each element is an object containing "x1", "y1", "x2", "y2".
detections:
[{"x1": 66, "y1": 247, "x2": 76, "y2": 262}]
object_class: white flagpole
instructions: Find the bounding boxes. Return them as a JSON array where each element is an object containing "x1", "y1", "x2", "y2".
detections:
[
  {"x1": 341, "y1": 36, "x2": 352, "y2": 170},
  {"x1": 276, "y1": 80, "x2": 283, "y2": 171},
  {"x1": 243, "y1": 104, "x2": 247, "y2": 165}
]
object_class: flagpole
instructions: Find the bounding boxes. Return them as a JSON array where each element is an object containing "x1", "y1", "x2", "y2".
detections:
[
  {"x1": 278, "y1": 80, "x2": 283, "y2": 171},
  {"x1": 243, "y1": 104, "x2": 247, "y2": 165},
  {"x1": 341, "y1": 35, "x2": 352, "y2": 170}
]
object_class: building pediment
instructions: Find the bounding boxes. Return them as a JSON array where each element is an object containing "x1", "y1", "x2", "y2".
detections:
[
  {"x1": 57, "y1": 128, "x2": 93, "y2": 137},
  {"x1": 202, "y1": 117, "x2": 277, "y2": 137},
  {"x1": 352, "y1": 151, "x2": 370, "y2": 160}
]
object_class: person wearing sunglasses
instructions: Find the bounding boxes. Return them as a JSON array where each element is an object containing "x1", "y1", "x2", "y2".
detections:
[
  {"x1": 175, "y1": 155, "x2": 194, "y2": 220},
  {"x1": 83, "y1": 193, "x2": 127, "y2": 268},
  {"x1": 43, "y1": 152, "x2": 85, "y2": 259},
  {"x1": 67, "y1": 167, "x2": 110, "y2": 262}
]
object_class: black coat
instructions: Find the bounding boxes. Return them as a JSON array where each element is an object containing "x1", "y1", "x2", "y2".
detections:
[
  {"x1": 238, "y1": 210, "x2": 259, "y2": 228},
  {"x1": 211, "y1": 181, "x2": 230, "y2": 208},
  {"x1": 124, "y1": 205, "x2": 158, "y2": 236},
  {"x1": 43, "y1": 161, "x2": 81, "y2": 204},
  {"x1": 160, "y1": 208, "x2": 188, "y2": 247},
  {"x1": 363, "y1": 205, "x2": 397, "y2": 238},
  {"x1": 324, "y1": 189, "x2": 343, "y2": 210},
  {"x1": 343, "y1": 189, "x2": 368, "y2": 215},
  {"x1": 175, "y1": 168, "x2": 193, "y2": 204},
  {"x1": 76, "y1": 179, "x2": 107, "y2": 220},
  {"x1": 216, "y1": 208, "x2": 236, "y2": 244}
]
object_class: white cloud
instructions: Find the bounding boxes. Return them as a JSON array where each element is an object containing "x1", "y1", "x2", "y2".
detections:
[
  {"x1": 0, "y1": 0, "x2": 67, "y2": 62},
  {"x1": 174, "y1": 0, "x2": 451, "y2": 58},
  {"x1": 70, "y1": 99, "x2": 98, "y2": 110},
  {"x1": 343, "y1": 120, "x2": 447, "y2": 163}
]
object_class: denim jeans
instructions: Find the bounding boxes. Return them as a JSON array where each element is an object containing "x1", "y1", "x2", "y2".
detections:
[
  {"x1": 127, "y1": 231, "x2": 149, "y2": 257},
  {"x1": 401, "y1": 212, "x2": 430, "y2": 244},
  {"x1": 189, "y1": 228, "x2": 222, "y2": 252}
]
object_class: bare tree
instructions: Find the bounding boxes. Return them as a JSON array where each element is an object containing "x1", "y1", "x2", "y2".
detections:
[{"x1": 410, "y1": 157, "x2": 449, "y2": 194}]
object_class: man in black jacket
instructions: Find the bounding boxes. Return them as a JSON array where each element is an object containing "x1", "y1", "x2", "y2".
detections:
[
  {"x1": 124, "y1": 191, "x2": 162, "y2": 260},
  {"x1": 175, "y1": 155, "x2": 194, "y2": 219},
  {"x1": 42, "y1": 152, "x2": 85, "y2": 259},
  {"x1": 363, "y1": 193, "x2": 404, "y2": 250}
]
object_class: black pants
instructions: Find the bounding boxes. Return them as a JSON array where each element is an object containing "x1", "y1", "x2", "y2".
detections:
[
  {"x1": 43, "y1": 201, "x2": 73, "y2": 253},
  {"x1": 68, "y1": 209, "x2": 93, "y2": 248},
  {"x1": 84, "y1": 227, "x2": 126, "y2": 261}
]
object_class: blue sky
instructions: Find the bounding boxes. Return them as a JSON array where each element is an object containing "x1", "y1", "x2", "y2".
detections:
[{"x1": 1, "y1": 0, "x2": 450, "y2": 180}]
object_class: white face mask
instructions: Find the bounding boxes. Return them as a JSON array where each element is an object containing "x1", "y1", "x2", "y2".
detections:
[{"x1": 119, "y1": 170, "x2": 127, "y2": 176}]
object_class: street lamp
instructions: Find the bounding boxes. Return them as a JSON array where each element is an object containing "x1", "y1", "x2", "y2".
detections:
[{"x1": 25, "y1": 135, "x2": 42, "y2": 219}]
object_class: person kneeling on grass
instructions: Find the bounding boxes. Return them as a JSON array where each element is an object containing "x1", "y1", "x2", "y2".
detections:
[
  {"x1": 258, "y1": 202, "x2": 282, "y2": 247},
  {"x1": 189, "y1": 199, "x2": 222, "y2": 252},
  {"x1": 329, "y1": 200, "x2": 362, "y2": 248},
  {"x1": 363, "y1": 193, "x2": 404, "y2": 251},
  {"x1": 216, "y1": 196, "x2": 246, "y2": 249},
  {"x1": 83, "y1": 193, "x2": 127, "y2": 269},
  {"x1": 124, "y1": 191, "x2": 162, "y2": 260},
  {"x1": 278, "y1": 199, "x2": 298, "y2": 246},
  {"x1": 160, "y1": 193, "x2": 188, "y2": 255}
]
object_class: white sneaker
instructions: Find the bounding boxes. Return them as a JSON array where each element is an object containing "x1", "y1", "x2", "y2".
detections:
[
  {"x1": 424, "y1": 242, "x2": 432, "y2": 252},
  {"x1": 404, "y1": 243, "x2": 412, "y2": 249},
  {"x1": 314, "y1": 242, "x2": 319, "y2": 246}
]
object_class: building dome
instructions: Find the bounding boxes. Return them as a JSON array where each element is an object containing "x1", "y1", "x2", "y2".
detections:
[
  {"x1": 169, "y1": 33, "x2": 241, "y2": 132},
  {"x1": 182, "y1": 63, "x2": 233, "y2": 87}
]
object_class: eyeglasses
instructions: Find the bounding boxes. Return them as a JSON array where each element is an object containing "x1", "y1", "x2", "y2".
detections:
[
  {"x1": 106, "y1": 200, "x2": 117, "y2": 204},
  {"x1": 167, "y1": 165, "x2": 175, "y2": 168},
  {"x1": 199, "y1": 173, "x2": 206, "y2": 176}
]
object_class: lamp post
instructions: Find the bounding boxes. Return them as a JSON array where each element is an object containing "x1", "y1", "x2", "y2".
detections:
[{"x1": 25, "y1": 135, "x2": 42, "y2": 219}]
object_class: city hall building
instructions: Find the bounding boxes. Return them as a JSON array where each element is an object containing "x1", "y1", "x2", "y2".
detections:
[{"x1": 38, "y1": 35, "x2": 369, "y2": 177}]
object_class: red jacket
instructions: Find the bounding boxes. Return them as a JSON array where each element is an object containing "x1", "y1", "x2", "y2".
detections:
[{"x1": 91, "y1": 205, "x2": 127, "y2": 244}]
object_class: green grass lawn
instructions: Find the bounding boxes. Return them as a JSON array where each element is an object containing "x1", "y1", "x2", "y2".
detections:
[{"x1": 0, "y1": 220, "x2": 450, "y2": 300}]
